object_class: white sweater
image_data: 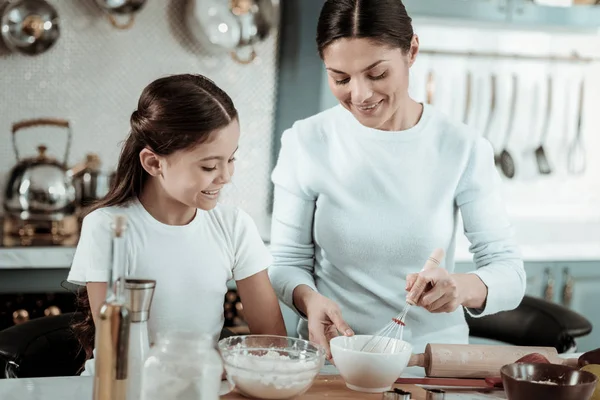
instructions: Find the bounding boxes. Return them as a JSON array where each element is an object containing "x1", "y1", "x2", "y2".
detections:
[{"x1": 268, "y1": 104, "x2": 526, "y2": 354}]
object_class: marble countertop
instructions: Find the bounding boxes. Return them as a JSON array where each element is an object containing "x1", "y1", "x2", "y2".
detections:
[
  {"x1": 1, "y1": 239, "x2": 598, "y2": 270},
  {"x1": 0, "y1": 242, "x2": 600, "y2": 269},
  {"x1": 1, "y1": 215, "x2": 599, "y2": 269}
]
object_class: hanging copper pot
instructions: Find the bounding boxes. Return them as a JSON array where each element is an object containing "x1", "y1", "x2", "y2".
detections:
[
  {"x1": 94, "y1": 0, "x2": 147, "y2": 30},
  {"x1": 187, "y1": 0, "x2": 278, "y2": 65},
  {"x1": 0, "y1": 0, "x2": 60, "y2": 56}
]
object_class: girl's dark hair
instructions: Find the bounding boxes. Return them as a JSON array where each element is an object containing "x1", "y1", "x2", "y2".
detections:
[
  {"x1": 72, "y1": 73, "x2": 238, "y2": 368},
  {"x1": 316, "y1": 0, "x2": 414, "y2": 58}
]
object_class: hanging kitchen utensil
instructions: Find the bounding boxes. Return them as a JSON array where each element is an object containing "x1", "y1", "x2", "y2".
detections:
[
  {"x1": 463, "y1": 71, "x2": 472, "y2": 124},
  {"x1": 94, "y1": 0, "x2": 147, "y2": 30},
  {"x1": 4, "y1": 118, "x2": 79, "y2": 221},
  {"x1": 187, "y1": 0, "x2": 277, "y2": 65},
  {"x1": 567, "y1": 76, "x2": 586, "y2": 175},
  {"x1": 495, "y1": 74, "x2": 517, "y2": 179},
  {"x1": 534, "y1": 76, "x2": 553, "y2": 175},
  {"x1": 483, "y1": 74, "x2": 497, "y2": 141},
  {"x1": 519, "y1": 78, "x2": 540, "y2": 180},
  {"x1": 426, "y1": 70, "x2": 435, "y2": 104},
  {"x1": 0, "y1": 0, "x2": 60, "y2": 56}
]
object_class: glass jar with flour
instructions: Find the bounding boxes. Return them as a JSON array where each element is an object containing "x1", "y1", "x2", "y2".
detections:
[{"x1": 140, "y1": 331, "x2": 233, "y2": 400}]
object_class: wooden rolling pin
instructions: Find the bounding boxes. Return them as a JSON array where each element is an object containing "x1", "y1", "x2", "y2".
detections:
[{"x1": 407, "y1": 343, "x2": 578, "y2": 378}]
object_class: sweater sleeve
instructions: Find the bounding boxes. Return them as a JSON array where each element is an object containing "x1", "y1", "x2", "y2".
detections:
[
  {"x1": 455, "y1": 137, "x2": 526, "y2": 317},
  {"x1": 268, "y1": 127, "x2": 318, "y2": 317}
]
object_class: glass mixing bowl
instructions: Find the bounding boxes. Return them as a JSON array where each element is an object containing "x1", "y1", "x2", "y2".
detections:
[{"x1": 218, "y1": 335, "x2": 326, "y2": 399}]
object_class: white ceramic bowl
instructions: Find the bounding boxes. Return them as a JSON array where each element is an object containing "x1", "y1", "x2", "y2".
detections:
[
  {"x1": 218, "y1": 335, "x2": 326, "y2": 400},
  {"x1": 330, "y1": 335, "x2": 413, "y2": 393}
]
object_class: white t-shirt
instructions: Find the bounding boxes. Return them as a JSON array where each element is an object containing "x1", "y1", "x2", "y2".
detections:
[{"x1": 67, "y1": 198, "x2": 272, "y2": 375}]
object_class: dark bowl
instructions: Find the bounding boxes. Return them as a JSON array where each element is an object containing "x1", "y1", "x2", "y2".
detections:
[
  {"x1": 580, "y1": 348, "x2": 600, "y2": 367},
  {"x1": 501, "y1": 362, "x2": 598, "y2": 400}
]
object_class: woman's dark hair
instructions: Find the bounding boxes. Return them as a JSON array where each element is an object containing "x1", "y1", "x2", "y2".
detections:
[
  {"x1": 316, "y1": 0, "x2": 414, "y2": 58},
  {"x1": 72, "y1": 73, "x2": 238, "y2": 369}
]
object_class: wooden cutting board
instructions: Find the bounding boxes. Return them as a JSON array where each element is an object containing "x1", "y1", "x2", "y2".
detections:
[{"x1": 223, "y1": 375, "x2": 426, "y2": 399}]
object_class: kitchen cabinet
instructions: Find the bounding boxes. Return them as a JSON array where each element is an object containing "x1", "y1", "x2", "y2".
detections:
[
  {"x1": 535, "y1": 261, "x2": 600, "y2": 352},
  {"x1": 403, "y1": 0, "x2": 509, "y2": 23},
  {"x1": 509, "y1": 0, "x2": 600, "y2": 30},
  {"x1": 553, "y1": 261, "x2": 600, "y2": 352},
  {"x1": 402, "y1": 0, "x2": 600, "y2": 30}
]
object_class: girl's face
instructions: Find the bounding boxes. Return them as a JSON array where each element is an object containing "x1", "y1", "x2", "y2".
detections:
[
  {"x1": 323, "y1": 37, "x2": 418, "y2": 131},
  {"x1": 159, "y1": 119, "x2": 240, "y2": 211}
]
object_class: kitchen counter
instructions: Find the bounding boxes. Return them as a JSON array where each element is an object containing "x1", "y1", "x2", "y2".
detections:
[
  {"x1": 0, "y1": 247, "x2": 77, "y2": 269},
  {"x1": 0, "y1": 373, "x2": 503, "y2": 400},
  {"x1": 0, "y1": 354, "x2": 583, "y2": 400},
  {"x1": 1, "y1": 215, "x2": 599, "y2": 269},
  {"x1": 1, "y1": 240, "x2": 598, "y2": 270},
  {"x1": 223, "y1": 375, "x2": 431, "y2": 399}
]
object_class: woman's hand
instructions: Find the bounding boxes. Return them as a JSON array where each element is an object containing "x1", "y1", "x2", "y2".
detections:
[
  {"x1": 405, "y1": 267, "x2": 461, "y2": 313},
  {"x1": 405, "y1": 248, "x2": 460, "y2": 313},
  {"x1": 405, "y1": 248, "x2": 488, "y2": 312},
  {"x1": 293, "y1": 285, "x2": 354, "y2": 360}
]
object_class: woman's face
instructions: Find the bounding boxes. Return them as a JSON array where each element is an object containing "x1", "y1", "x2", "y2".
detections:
[{"x1": 323, "y1": 37, "x2": 418, "y2": 131}]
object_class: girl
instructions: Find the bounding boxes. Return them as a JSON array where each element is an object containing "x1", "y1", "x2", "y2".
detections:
[{"x1": 68, "y1": 73, "x2": 286, "y2": 375}]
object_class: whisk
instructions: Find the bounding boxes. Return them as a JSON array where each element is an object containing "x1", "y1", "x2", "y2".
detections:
[{"x1": 360, "y1": 248, "x2": 445, "y2": 354}]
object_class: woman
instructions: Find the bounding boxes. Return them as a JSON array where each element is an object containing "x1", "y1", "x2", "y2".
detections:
[{"x1": 268, "y1": 0, "x2": 525, "y2": 358}]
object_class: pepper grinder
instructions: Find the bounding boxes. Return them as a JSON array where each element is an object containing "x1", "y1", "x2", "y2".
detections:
[{"x1": 125, "y1": 279, "x2": 156, "y2": 400}]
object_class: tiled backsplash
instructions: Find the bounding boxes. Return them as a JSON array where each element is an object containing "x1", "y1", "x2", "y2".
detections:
[{"x1": 0, "y1": 0, "x2": 278, "y2": 236}]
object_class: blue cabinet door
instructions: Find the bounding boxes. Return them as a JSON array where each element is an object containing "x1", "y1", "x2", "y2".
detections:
[
  {"x1": 372, "y1": 0, "x2": 600, "y2": 29},
  {"x1": 554, "y1": 262, "x2": 600, "y2": 353},
  {"x1": 509, "y1": 0, "x2": 600, "y2": 29},
  {"x1": 527, "y1": 264, "x2": 557, "y2": 302},
  {"x1": 403, "y1": 0, "x2": 509, "y2": 22}
]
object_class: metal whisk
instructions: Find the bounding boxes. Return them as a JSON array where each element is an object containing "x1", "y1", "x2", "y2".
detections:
[{"x1": 360, "y1": 248, "x2": 445, "y2": 354}]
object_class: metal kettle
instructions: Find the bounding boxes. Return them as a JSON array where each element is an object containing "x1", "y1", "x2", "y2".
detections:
[{"x1": 3, "y1": 118, "x2": 78, "y2": 221}]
